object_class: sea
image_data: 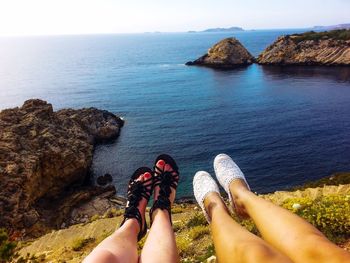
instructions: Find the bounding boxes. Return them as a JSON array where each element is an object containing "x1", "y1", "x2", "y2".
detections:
[{"x1": 1, "y1": 30, "x2": 350, "y2": 197}]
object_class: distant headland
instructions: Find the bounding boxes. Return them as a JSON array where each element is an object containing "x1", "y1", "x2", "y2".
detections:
[
  {"x1": 313, "y1": 23, "x2": 350, "y2": 30},
  {"x1": 188, "y1": 26, "x2": 244, "y2": 33}
]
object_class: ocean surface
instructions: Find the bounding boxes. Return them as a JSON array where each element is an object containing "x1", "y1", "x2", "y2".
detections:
[{"x1": 1, "y1": 30, "x2": 350, "y2": 197}]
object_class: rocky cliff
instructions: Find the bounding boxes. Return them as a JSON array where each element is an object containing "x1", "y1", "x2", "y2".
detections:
[
  {"x1": 257, "y1": 30, "x2": 350, "y2": 65},
  {"x1": 186, "y1": 37, "x2": 254, "y2": 68},
  {"x1": 0, "y1": 99, "x2": 124, "y2": 238}
]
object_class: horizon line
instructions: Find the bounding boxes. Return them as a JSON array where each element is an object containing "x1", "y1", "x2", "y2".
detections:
[{"x1": 0, "y1": 25, "x2": 329, "y2": 38}]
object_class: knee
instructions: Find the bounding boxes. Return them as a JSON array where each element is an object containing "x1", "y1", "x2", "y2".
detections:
[
  {"x1": 300, "y1": 234, "x2": 350, "y2": 263},
  {"x1": 83, "y1": 248, "x2": 119, "y2": 263},
  {"x1": 237, "y1": 242, "x2": 278, "y2": 262}
]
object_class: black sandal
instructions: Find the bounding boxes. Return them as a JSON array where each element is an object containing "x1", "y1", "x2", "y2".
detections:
[
  {"x1": 150, "y1": 154, "x2": 180, "y2": 225},
  {"x1": 120, "y1": 167, "x2": 153, "y2": 241}
]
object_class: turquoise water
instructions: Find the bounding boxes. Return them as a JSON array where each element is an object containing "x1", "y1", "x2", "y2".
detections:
[{"x1": 1, "y1": 30, "x2": 350, "y2": 197}]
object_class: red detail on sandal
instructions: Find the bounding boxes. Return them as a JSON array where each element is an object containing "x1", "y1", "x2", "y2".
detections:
[{"x1": 144, "y1": 172, "x2": 151, "y2": 179}]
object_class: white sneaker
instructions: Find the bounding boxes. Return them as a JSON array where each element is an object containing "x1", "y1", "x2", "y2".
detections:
[
  {"x1": 193, "y1": 171, "x2": 221, "y2": 223},
  {"x1": 214, "y1": 154, "x2": 250, "y2": 205}
]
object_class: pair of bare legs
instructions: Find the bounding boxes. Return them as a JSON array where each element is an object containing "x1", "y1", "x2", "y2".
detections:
[
  {"x1": 205, "y1": 179, "x2": 350, "y2": 263},
  {"x1": 83, "y1": 160, "x2": 179, "y2": 263}
]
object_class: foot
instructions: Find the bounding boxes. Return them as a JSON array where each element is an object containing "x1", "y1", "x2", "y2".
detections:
[
  {"x1": 214, "y1": 154, "x2": 250, "y2": 218},
  {"x1": 121, "y1": 167, "x2": 153, "y2": 240},
  {"x1": 150, "y1": 156, "x2": 179, "y2": 223},
  {"x1": 193, "y1": 171, "x2": 221, "y2": 222},
  {"x1": 229, "y1": 179, "x2": 250, "y2": 218},
  {"x1": 126, "y1": 171, "x2": 151, "y2": 231},
  {"x1": 154, "y1": 159, "x2": 177, "y2": 205}
]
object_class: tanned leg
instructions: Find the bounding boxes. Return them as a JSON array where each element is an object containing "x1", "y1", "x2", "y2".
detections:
[
  {"x1": 229, "y1": 179, "x2": 350, "y2": 263},
  {"x1": 206, "y1": 192, "x2": 293, "y2": 263}
]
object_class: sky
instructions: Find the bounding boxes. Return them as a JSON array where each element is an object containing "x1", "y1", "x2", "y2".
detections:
[{"x1": 0, "y1": 0, "x2": 349, "y2": 36}]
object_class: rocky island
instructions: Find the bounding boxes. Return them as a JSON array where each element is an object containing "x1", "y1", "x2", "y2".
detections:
[
  {"x1": 186, "y1": 37, "x2": 255, "y2": 68},
  {"x1": 0, "y1": 99, "x2": 124, "y2": 238},
  {"x1": 257, "y1": 30, "x2": 350, "y2": 65},
  {"x1": 188, "y1": 26, "x2": 244, "y2": 33}
]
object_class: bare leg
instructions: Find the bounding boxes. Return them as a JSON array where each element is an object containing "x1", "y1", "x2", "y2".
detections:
[
  {"x1": 140, "y1": 160, "x2": 180, "y2": 263},
  {"x1": 230, "y1": 180, "x2": 350, "y2": 263},
  {"x1": 83, "y1": 220, "x2": 139, "y2": 263},
  {"x1": 84, "y1": 172, "x2": 150, "y2": 263},
  {"x1": 205, "y1": 192, "x2": 293, "y2": 263}
]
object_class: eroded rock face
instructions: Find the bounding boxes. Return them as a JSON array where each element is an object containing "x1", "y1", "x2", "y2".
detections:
[
  {"x1": 186, "y1": 37, "x2": 254, "y2": 68},
  {"x1": 257, "y1": 36, "x2": 350, "y2": 65},
  {"x1": 0, "y1": 99, "x2": 124, "y2": 237}
]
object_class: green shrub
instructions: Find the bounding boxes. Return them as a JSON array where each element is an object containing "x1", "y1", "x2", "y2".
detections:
[
  {"x1": 176, "y1": 234, "x2": 192, "y2": 257},
  {"x1": 14, "y1": 253, "x2": 45, "y2": 263},
  {"x1": 103, "y1": 208, "x2": 123, "y2": 218},
  {"x1": 173, "y1": 221, "x2": 184, "y2": 233},
  {"x1": 291, "y1": 29, "x2": 350, "y2": 43},
  {"x1": 71, "y1": 237, "x2": 95, "y2": 251},
  {"x1": 171, "y1": 206, "x2": 184, "y2": 214},
  {"x1": 186, "y1": 213, "x2": 207, "y2": 228},
  {"x1": 188, "y1": 225, "x2": 210, "y2": 240},
  {"x1": 0, "y1": 228, "x2": 16, "y2": 262},
  {"x1": 90, "y1": 214, "x2": 100, "y2": 222},
  {"x1": 282, "y1": 195, "x2": 350, "y2": 242}
]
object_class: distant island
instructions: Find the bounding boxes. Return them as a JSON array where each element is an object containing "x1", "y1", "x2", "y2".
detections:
[
  {"x1": 188, "y1": 26, "x2": 244, "y2": 33},
  {"x1": 313, "y1": 23, "x2": 350, "y2": 30},
  {"x1": 186, "y1": 37, "x2": 254, "y2": 68}
]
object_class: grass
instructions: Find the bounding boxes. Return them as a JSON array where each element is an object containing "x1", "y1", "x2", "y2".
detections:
[
  {"x1": 188, "y1": 225, "x2": 210, "y2": 240},
  {"x1": 90, "y1": 214, "x2": 100, "y2": 222},
  {"x1": 282, "y1": 194, "x2": 350, "y2": 243},
  {"x1": 103, "y1": 208, "x2": 123, "y2": 218},
  {"x1": 71, "y1": 237, "x2": 95, "y2": 251},
  {"x1": 172, "y1": 206, "x2": 185, "y2": 214},
  {"x1": 0, "y1": 228, "x2": 17, "y2": 262},
  {"x1": 186, "y1": 212, "x2": 207, "y2": 228},
  {"x1": 289, "y1": 29, "x2": 350, "y2": 43}
]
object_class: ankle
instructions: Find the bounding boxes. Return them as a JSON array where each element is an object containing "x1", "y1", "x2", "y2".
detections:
[
  {"x1": 151, "y1": 208, "x2": 170, "y2": 222},
  {"x1": 121, "y1": 218, "x2": 140, "y2": 235},
  {"x1": 204, "y1": 192, "x2": 227, "y2": 219},
  {"x1": 229, "y1": 180, "x2": 249, "y2": 198}
]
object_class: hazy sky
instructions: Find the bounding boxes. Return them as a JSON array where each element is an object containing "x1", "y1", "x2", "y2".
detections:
[{"x1": 0, "y1": 0, "x2": 349, "y2": 36}]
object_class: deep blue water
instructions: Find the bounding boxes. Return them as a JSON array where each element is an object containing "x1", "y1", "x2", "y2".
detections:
[{"x1": 1, "y1": 30, "x2": 350, "y2": 197}]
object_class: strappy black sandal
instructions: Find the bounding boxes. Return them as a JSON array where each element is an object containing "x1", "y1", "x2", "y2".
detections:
[
  {"x1": 150, "y1": 154, "x2": 180, "y2": 225},
  {"x1": 120, "y1": 167, "x2": 153, "y2": 241}
]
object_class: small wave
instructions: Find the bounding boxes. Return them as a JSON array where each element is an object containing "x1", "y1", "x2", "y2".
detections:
[{"x1": 159, "y1": 63, "x2": 185, "y2": 67}]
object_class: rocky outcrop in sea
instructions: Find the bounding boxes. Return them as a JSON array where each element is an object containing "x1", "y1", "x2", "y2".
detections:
[
  {"x1": 0, "y1": 99, "x2": 124, "y2": 238},
  {"x1": 257, "y1": 33, "x2": 350, "y2": 65},
  {"x1": 186, "y1": 37, "x2": 255, "y2": 68}
]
